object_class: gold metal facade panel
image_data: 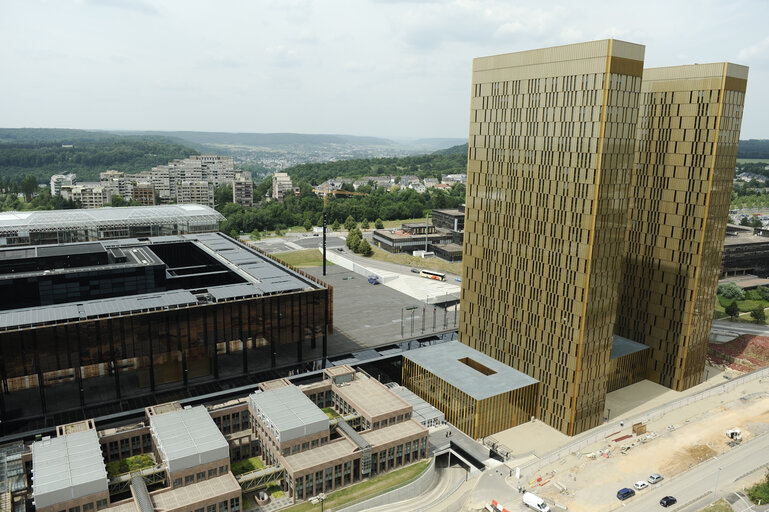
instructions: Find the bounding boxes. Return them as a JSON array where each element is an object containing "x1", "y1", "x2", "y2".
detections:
[
  {"x1": 609, "y1": 57, "x2": 644, "y2": 77},
  {"x1": 461, "y1": 43, "x2": 643, "y2": 435},
  {"x1": 401, "y1": 359, "x2": 538, "y2": 438},
  {"x1": 724, "y1": 76, "x2": 747, "y2": 93},
  {"x1": 617, "y1": 66, "x2": 747, "y2": 390}
]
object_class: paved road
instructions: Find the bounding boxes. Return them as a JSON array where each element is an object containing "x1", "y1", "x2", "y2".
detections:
[
  {"x1": 363, "y1": 466, "x2": 467, "y2": 512},
  {"x1": 618, "y1": 432, "x2": 769, "y2": 512},
  {"x1": 712, "y1": 319, "x2": 769, "y2": 336}
]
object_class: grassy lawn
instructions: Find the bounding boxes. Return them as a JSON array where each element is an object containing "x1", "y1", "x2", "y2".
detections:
[
  {"x1": 747, "y1": 469, "x2": 769, "y2": 504},
  {"x1": 282, "y1": 459, "x2": 430, "y2": 512},
  {"x1": 274, "y1": 250, "x2": 333, "y2": 269},
  {"x1": 368, "y1": 245, "x2": 462, "y2": 276},
  {"x1": 380, "y1": 217, "x2": 431, "y2": 229},
  {"x1": 105, "y1": 454, "x2": 155, "y2": 477},
  {"x1": 231, "y1": 456, "x2": 266, "y2": 476},
  {"x1": 266, "y1": 481, "x2": 284, "y2": 499},
  {"x1": 322, "y1": 407, "x2": 340, "y2": 419},
  {"x1": 715, "y1": 293, "x2": 769, "y2": 324},
  {"x1": 700, "y1": 498, "x2": 734, "y2": 512}
]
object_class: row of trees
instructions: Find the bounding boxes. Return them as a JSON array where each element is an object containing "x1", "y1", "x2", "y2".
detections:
[
  {"x1": 217, "y1": 180, "x2": 465, "y2": 236},
  {"x1": 345, "y1": 227, "x2": 373, "y2": 256}
]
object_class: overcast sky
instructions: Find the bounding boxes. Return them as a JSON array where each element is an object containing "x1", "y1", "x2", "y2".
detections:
[{"x1": 1, "y1": 0, "x2": 767, "y2": 139}]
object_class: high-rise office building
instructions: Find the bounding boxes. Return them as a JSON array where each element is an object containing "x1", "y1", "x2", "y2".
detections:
[
  {"x1": 460, "y1": 39, "x2": 645, "y2": 435},
  {"x1": 616, "y1": 63, "x2": 748, "y2": 391}
]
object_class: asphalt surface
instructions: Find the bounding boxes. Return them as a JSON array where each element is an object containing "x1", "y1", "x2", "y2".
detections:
[
  {"x1": 712, "y1": 318, "x2": 769, "y2": 336},
  {"x1": 619, "y1": 431, "x2": 769, "y2": 512}
]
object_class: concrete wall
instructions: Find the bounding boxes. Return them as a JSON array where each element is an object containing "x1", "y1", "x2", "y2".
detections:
[{"x1": 335, "y1": 458, "x2": 436, "y2": 512}]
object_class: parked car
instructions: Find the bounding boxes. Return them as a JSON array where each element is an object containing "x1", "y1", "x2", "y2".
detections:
[
  {"x1": 634, "y1": 481, "x2": 648, "y2": 490},
  {"x1": 617, "y1": 488, "x2": 635, "y2": 500},
  {"x1": 336, "y1": 248, "x2": 344, "y2": 252},
  {"x1": 660, "y1": 496, "x2": 677, "y2": 507},
  {"x1": 455, "y1": 277, "x2": 462, "y2": 282},
  {"x1": 410, "y1": 268, "x2": 420, "y2": 273},
  {"x1": 648, "y1": 473, "x2": 664, "y2": 484}
]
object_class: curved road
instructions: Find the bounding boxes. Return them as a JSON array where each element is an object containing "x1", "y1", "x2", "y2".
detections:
[{"x1": 361, "y1": 466, "x2": 467, "y2": 512}]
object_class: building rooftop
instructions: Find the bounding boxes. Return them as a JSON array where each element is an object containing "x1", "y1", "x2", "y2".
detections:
[
  {"x1": 403, "y1": 341, "x2": 539, "y2": 400},
  {"x1": 0, "y1": 233, "x2": 321, "y2": 331},
  {"x1": 150, "y1": 473, "x2": 240, "y2": 511},
  {"x1": 388, "y1": 385, "x2": 445, "y2": 426},
  {"x1": 610, "y1": 335, "x2": 650, "y2": 359},
  {"x1": 0, "y1": 204, "x2": 224, "y2": 233},
  {"x1": 361, "y1": 419, "x2": 427, "y2": 448},
  {"x1": 150, "y1": 406, "x2": 229, "y2": 473},
  {"x1": 333, "y1": 374, "x2": 410, "y2": 419},
  {"x1": 281, "y1": 438, "x2": 355, "y2": 474},
  {"x1": 32, "y1": 430, "x2": 108, "y2": 509},
  {"x1": 250, "y1": 386, "x2": 329, "y2": 443}
]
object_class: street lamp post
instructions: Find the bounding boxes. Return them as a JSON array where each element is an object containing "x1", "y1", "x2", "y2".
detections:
[{"x1": 310, "y1": 492, "x2": 327, "y2": 512}]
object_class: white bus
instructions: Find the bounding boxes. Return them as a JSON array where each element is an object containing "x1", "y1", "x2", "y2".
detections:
[{"x1": 420, "y1": 269, "x2": 446, "y2": 281}]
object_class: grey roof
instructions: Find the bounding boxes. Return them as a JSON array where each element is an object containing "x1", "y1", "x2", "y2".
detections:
[
  {"x1": 611, "y1": 334, "x2": 649, "y2": 360},
  {"x1": 150, "y1": 406, "x2": 230, "y2": 474},
  {"x1": 0, "y1": 204, "x2": 223, "y2": 233},
  {"x1": 0, "y1": 290, "x2": 198, "y2": 331},
  {"x1": 403, "y1": 341, "x2": 539, "y2": 400},
  {"x1": 389, "y1": 385, "x2": 445, "y2": 426},
  {"x1": 250, "y1": 386, "x2": 329, "y2": 443},
  {"x1": 32, "y1": 430, "x2": 108, "y2": 509}
]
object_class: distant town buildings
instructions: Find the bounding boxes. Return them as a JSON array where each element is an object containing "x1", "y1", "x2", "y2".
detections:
[{"x1": 48, "y1": 155, "x2": 256, "y2": 208}]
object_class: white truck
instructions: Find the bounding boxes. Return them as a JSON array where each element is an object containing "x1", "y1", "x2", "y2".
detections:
[{"x1": 522, "y1": 492, "x2": 550, "y2": 512}]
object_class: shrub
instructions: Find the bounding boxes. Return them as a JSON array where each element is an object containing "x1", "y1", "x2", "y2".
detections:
[{"x1": 718, "y1": 282, "x2": 745, "y2": 301}]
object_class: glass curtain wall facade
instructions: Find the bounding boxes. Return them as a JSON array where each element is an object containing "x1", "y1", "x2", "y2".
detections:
[
  {"x1": 460, "y1": 40, "x2": 645, "y2": 435},
  {"x1": 616, "y1": 63, "x2": 748, "y2": 390},
  {"x1": 0, "y1": 289, "x2": 330, "y2": 431}
]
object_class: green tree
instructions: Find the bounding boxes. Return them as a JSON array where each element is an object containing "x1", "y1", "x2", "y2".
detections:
[
  {"x1": 20, "y1": 175, "x2": 37, "y2": 200},
  {"x1": 346, "y1": 230, "x2": 361, "y2": 251},
  {"x1": 740, "y1": 216, "x2": 751, "y2": 226},
  {"x1": 331, "y1": 220, "x2": 341, "y2": 231},
  {"x1": 303, "y1": 219, "x2": 313, "y2": 231},
  {"x1": 750, "y1": 306, "x2": 766, "y2": 324},
  {"x1": 725, "y1": 300, "x2": 740, "y2": 319},
  {"x1": 229, "y1": 229, "x2": 239, "y2": 239},
  {"x1": 357, "y1": 238, "x2": 372, "y2": 256},
  {"x1": 344, "y1": 215, "x2": 357, "y2": 231},
  {"x1": 756, "y1": 286, "x2": 769, "y2": 302},
  {"x1": 718, "y1": 282, "x2": 745, "y2": 301},
  {"x1": 747, "y1": 469, "x2": 769, "y2": 504},
  {"x1": 361, "y1": 218, "x2": 370, "y2": 230},
  {"x1": 375, "y1": 218, "x2": 384, "y2": 229},
  {"x1": 250, "y1": 229, "x2": 261, "y2": 240}
]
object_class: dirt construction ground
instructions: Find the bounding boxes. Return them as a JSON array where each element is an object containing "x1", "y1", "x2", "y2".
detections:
[{"x1": 488, "y1": 369, "x2": 769, "y2": 512}]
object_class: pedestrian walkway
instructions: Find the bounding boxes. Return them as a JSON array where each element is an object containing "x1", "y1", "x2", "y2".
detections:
[{"x1": 250, "y1": 496, "x2": 293, "y2": 512}]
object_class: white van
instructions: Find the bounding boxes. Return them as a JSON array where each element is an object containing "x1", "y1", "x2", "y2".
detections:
[{"x1": 522, "y1": 492, "x2": 550, "y2": 512}]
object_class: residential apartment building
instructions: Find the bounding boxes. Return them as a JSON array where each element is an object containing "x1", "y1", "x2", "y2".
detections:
[
  {"x1": 150, "y1": 155, "x2": 235, "y2": 202},
  {"x1": 233, "y1": 171, "x2": 254, "y2": 208},
  {"x1": 178, "y1": 180, "x2": 215, "y2": 207},
  {"x1": 50, "y1": 173, "x2": 76, "y2": 196},
  {"x1": 131, "y1": 182, "x2": 155, "y2": 205},
  {"x1": 272, "y1": 172, "x2": 294, "y2": 201},
  {"x1": 459, "y1": 39, "x2": 646, "y2": 435},
  {"x1": 60, "y1": 184, "x2": 112, "y2": 209},
  {"x1": 616, "y1": 63, "x2": 748, "y2": 391}
]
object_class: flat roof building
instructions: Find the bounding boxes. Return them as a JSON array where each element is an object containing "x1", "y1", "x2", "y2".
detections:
[
  {"x1": 31, "y1": 429, "x2": 108, "y2": 512},
  {"x1": 0, "y1": 233, "x2": 332, "y2": 432},
  {"x1": 0, "y1": 204, "x2": 224, "y2": 247},
  {"x1": 402, "y1": 341, "x2": 538, "y2": 438}
]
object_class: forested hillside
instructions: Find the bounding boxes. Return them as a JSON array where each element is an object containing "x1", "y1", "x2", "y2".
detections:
[{"x1": 0, "y1": 129, "x2": 198, "y2": 182}]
